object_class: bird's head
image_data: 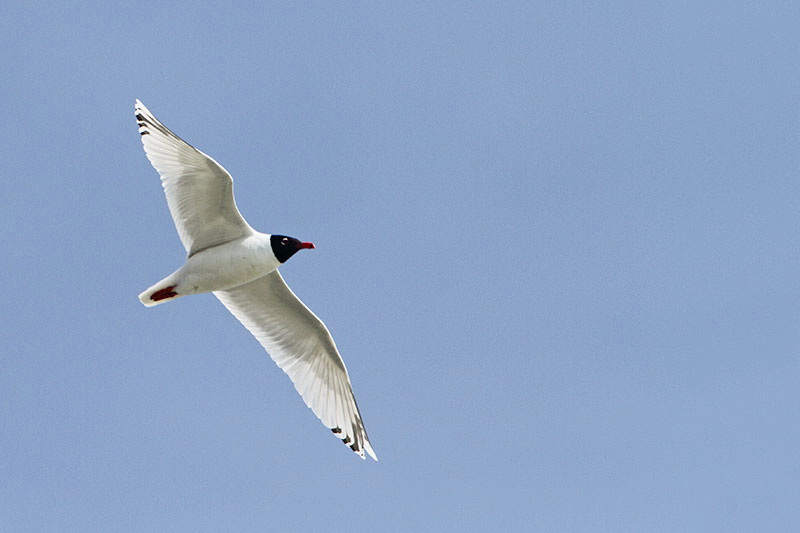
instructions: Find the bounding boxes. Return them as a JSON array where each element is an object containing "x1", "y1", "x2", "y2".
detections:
[{"x1": 270, "y1": 234, "x2": 315, "y2": 263}]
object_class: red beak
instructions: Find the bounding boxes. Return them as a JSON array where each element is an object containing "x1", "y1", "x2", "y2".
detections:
[{"x1": 300, "y1": 241, "x2": 315, "y2": 249}]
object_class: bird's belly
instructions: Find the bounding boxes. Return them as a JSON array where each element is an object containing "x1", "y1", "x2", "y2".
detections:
[{"x1": 178, "y1": 236, "x2": 279, "y2": 293}]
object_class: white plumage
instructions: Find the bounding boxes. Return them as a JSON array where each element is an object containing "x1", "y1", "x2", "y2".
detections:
[{"x1": 135, "y1": 100, "x2": 376, "y2": 460}]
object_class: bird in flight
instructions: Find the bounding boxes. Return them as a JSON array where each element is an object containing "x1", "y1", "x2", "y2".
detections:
[{"x1": 135, "y1": 100, "x2": 376, "y2": 460}]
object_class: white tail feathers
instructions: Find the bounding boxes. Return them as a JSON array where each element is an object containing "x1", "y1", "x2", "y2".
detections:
[{"x1": 139, "y1": 282, "x2": 180, "y2": 307}]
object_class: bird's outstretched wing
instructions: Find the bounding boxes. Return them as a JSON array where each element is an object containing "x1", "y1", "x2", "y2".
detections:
[
  {"x1": 135, "y1": 100, "x2": 253, "y2": 256},
  {"x1": 214, "y1": 271, "x2": 377, "y2": 460}
]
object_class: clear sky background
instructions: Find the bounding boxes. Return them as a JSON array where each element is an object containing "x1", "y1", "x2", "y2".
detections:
[{"x1": 1, "y1": 2, "x2": 798, "y2": 531}]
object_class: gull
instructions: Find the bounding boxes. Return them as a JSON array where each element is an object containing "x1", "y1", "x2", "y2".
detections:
[{"x1": 135, "y1": 100, "x2": 376, "y2": 460}]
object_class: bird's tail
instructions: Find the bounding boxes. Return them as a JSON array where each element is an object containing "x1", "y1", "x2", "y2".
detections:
[{"x1": 139, "y1": 275, "x2": 181, "y2": 307}]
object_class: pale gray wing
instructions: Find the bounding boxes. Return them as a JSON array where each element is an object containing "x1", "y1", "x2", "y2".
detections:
[
  {"x1": 135, "y1": 100, "x2": 253, "y2": 256},
  {"x1": 214, "y1": 270, "x2": 377, "y2": 460}
]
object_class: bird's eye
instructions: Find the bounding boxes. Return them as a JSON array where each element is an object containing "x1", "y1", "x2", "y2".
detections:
[{"x1": 281, "y1": 238, "x2": 288, "y2": 245}]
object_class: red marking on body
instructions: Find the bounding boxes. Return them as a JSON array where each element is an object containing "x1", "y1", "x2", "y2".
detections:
[{"x1": 151, "y1": 286, "x2": 178, "y2": 301}]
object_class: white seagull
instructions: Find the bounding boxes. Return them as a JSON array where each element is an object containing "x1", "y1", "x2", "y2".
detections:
[{"x1": 135, "y1": 100, "x2": 376, "y2": 460}]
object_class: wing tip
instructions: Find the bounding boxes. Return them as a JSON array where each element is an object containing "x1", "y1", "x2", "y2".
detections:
[
  {"x1": 134, "y1": 100, "x2": 161, "y2": 139},
  {"x1": 364, "y1": 441, "x2": 378, "y2": 461},
  {"x1": 332, "y1": 426, "x2": 378, "y2": 461},
  {"x1": 134, "y1": 99, "x2": 147, "y2": 116}
]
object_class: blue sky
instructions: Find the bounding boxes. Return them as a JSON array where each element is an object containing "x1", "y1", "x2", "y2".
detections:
[{"x1": 1, "y1": 2, "x2": 798, "y2": 531}]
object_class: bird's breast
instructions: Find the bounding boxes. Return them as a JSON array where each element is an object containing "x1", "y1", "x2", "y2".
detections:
[{"x1": 179, "y1": 234, "x2": 279, "y2": 292}]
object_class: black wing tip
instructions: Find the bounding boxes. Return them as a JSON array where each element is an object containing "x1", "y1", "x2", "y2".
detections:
[
  {"x1": 331, "y1": 427, "x2": 372, "y2": 459},
  {"x1": 135, "y1": 107, "x2": 155, "y2": 137}
]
